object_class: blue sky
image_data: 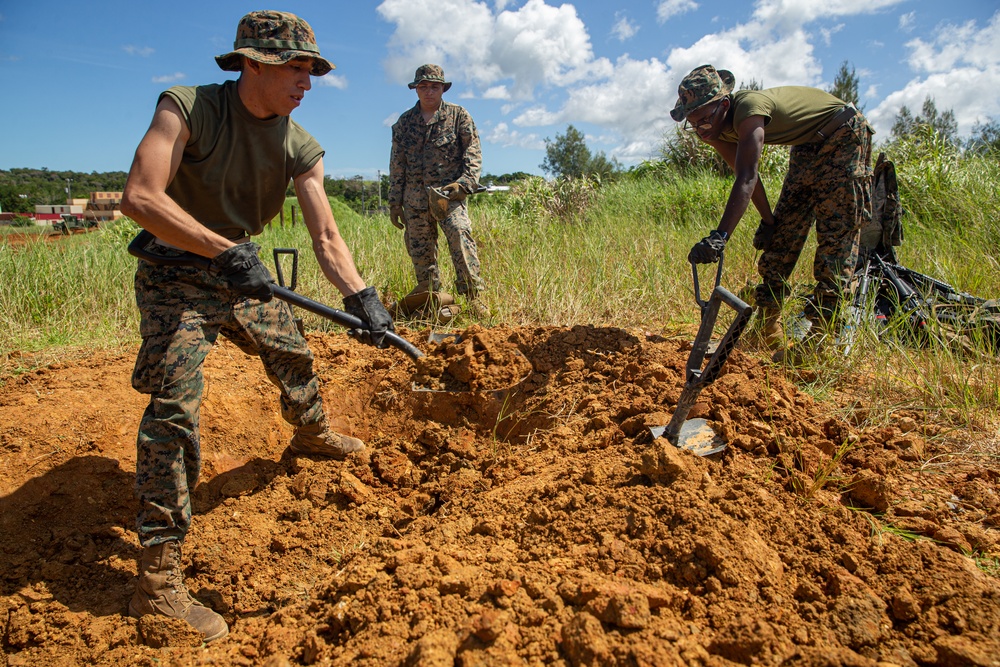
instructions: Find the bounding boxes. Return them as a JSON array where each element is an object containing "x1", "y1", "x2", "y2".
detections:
[{"x1": 1, "y1": 0, "x2": 997, "y2": 180}]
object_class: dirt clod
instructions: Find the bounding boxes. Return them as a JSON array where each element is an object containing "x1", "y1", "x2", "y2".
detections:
[{"x1": 1, "y1": 325, "x2": 998, "y2": 665}]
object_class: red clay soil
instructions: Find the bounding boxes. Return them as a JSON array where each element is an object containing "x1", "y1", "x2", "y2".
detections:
[{"x1": 1, "y1": 325, "x2": 998, "y2": 666}]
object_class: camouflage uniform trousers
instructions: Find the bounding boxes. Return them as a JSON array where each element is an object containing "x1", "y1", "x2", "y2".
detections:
[
  {"x1": 403, "y1": 199, "x2": 484, "y2": 297},
  {"x1": 131, "y1": 251, "x2": 326, "y2": 547},
  {"x1": 755, "y1": 114, "x2": 874, "y2": 314}
]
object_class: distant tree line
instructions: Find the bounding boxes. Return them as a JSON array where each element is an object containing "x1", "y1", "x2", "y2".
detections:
[{"x1": 0, "y1": 168, "x2": 128, "y2": 214}]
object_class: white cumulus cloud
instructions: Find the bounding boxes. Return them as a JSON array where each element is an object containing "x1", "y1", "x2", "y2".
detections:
[
  {"x1": 612, "y1": 13, "x2": 639, "y2": 42},
  {"x1": 485, "y1": 122, "x2": 545, "y2": 150},
  {"x1": 152, "y1": 72, "x2": 185, "y2": 83},
  {"x1": 657, "y1": 0, "x2": 698, "y2": 23},
  {"x1": 868, "y1": 12, "x2": 1000, "y2": 136},
  {"x1": 377, "y1": 0, "x2": 611, "y2": 101},
  {"x1": 316, "y1": 74, "x2": 348, "y2": 89},
  {"x1": 123, "y1": 45, "x2": 154, "y2": 57}
]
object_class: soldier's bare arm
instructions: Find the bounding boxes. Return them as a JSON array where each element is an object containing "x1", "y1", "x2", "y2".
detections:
[
  {"x1": 707, "y1": 116, "x2": 772, "y2": 235},
  {"x1": 294, "y1": 159, "x2": 367, "y2": 296},
  {"x1": 121, "y1": 97, "x2": 234, "y2": 258}
]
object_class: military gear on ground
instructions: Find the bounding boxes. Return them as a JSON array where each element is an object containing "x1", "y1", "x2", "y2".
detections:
[
  {"x1": 215, "y1": 10, "x2": 334, "y2": 76},
  {"x1": 289, "y1": 420, "x2": 364, "y2": 459},
  {"x1": 210, "y1": 243, "x2": 273, "y2": 301},
  {"x1": 129, "y1": 541, "x2": 229, "y2": 643},
  {"x1": 390, "y1": 205, "x2": 405, "y2": 230},
  {"x1": 753, "y1": 220, "x2": 777, "y2": 251},
  {"x1": 861, "y1": 153, "x2": 903, "y2": 259},
  {"x1": 670, "y1": 65, "x2": 735, "y2": 122},
  {"x1": 389, "y1": 282, "x2": 459, "y2": 325},
  {"x1": 688, "y1": 230, "x2": 728, "y2": 264},
  {"x1": 343, "y1": 286, "x2": 394, "y2": 349},
  {"x1": 408, "y1": 64, "x2": 452, "y2": 92},
  {"x1": 442, "y1": 182, "x2": 467, "y2": 201}
]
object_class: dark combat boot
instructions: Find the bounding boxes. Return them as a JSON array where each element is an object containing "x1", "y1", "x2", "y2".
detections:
[{"x1": 129, "y1": 540, "x2": 229, "y2": 643}]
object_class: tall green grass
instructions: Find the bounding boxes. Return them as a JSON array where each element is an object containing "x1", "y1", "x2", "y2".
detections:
[{"x1": 2, "y1": 155, "x2": 998, "y2": 436}]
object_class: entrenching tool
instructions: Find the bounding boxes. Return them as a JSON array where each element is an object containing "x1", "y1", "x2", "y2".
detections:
[
  {"x1": 128, "y1": 230, "x2": 530, "y2": 395},
  {"x1": 127, "y1": 229, "x2": 424, "y2": 361},
  {"x1": 649, "y1": 253, "x2": 753, "y2": 456}
]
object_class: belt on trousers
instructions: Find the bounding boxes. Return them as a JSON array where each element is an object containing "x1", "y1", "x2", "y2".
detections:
[
  {"x1": 815, "y1": 105, "x2": 858, "y2": 141},
  {"x1": 153, "y1": 231, "x2": 249, "y2": 250}
]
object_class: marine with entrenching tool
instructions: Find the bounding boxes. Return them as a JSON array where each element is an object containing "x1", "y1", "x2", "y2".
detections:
[
  {"x1": 671, "y1": 64, "x2": 874, "y2": 362},
  {"x1": 120, "y1": 10, "x2": 394, "y2": 642}
]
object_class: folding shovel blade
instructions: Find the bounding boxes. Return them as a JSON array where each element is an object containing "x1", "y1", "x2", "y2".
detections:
[
  {"x1": 647, "y1": 256, "x2": 752, "y2": 458},
  {"x1": 649, "y1": 420, "x2": 726, "y2": 457}
]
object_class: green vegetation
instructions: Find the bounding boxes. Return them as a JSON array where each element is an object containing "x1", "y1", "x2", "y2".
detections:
[
  {"x1": 2, "y1": 130, "x2": 999, "y2": 434},
  {"x1": 541, "y1": 124, "x2": 620, "y2": 179},
  {"x1": 0, "y1": 168, "x2": 128, "y2": 214}
]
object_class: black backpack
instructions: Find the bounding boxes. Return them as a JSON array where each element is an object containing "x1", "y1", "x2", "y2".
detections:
[{"x1": 859, "y1": 152, "x2": 902, "y2": 263}]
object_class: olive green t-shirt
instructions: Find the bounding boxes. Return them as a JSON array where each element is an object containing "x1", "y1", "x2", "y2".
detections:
[
  {"x1": 160, "y1": 80, "x2": 324, "y2": 238},
  {"x1": 718, "y1": 87, "x2": 847, "y2": 146}
]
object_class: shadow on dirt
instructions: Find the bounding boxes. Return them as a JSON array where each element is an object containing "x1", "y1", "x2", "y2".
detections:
[
  {"x1": 0, "y1": 456, "x2": 137, "y2": 617},
  {"x1": 0, "y1": 453, "x2": 297, "y2": 622}
]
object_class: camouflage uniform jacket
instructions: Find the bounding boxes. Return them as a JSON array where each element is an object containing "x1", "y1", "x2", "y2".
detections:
[{"x1": 389, "y1": 100, "x2": 481, "y2": 210}]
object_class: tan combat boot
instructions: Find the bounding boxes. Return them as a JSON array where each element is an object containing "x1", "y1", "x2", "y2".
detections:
[
  {"x1": 289, "y1": 419, "x2": 365, "y2": 459},
  {"x1": 759, "y1": 307, "x2": 784, "y2": 351},
  {"x1": 129, "y1": 541, "x2": 229, "y2": 643}
]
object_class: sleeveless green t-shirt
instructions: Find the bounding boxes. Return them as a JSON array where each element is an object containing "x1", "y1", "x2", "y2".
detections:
[
  {"x1": 718, "y1": 87, "x2": 847, "y2": 146},
  {"x1": 160, "y1": 80, "x2": 324, "y2": 238}
]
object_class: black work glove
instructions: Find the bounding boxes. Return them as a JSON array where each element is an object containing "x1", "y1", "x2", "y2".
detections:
[
  {"x1": 211, "y1": 243, "x2": 273, "y2": 302},
  {"x1": 688, "y1": 230, "x2": 727, "y2": 264},
  {"x1": 752, "y1": 220, "x2": 777, "y2": 251},
  {"x1": 343, "y1": 286, "x2": 395, "y2": 349}
]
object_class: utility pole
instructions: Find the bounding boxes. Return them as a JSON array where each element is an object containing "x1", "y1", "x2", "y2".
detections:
[
  {"x1": 65, "y1": 178, "x2": 72, "y2": 202},
  {"x1": 376, "y1": 170, "x2": 383, "y2": 211}
]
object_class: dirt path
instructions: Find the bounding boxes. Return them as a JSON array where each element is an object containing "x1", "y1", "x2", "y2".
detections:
[{"x1": 1, "y1": 326, "x2": 998, "y2": 666}]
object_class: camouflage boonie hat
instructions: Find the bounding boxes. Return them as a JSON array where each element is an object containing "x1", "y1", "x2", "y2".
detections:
[
  {"x1": 670, "y1": 64, "x2": 735, "y2": 122},
  {"x1": 408, "y1": 64, "x2": 452, "y2": 92},
  {"x1": 215, "y1": 11, "x2": 335, "y2": 77}
]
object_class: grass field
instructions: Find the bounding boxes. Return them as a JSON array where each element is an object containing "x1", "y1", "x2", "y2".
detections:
[{"x1": 2, "y1": 146, "x2": 998, "y2": 437}]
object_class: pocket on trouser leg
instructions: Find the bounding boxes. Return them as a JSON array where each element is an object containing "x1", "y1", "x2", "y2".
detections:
[{"x1": 132, "y1": 336, "x2": 168, "y2": 395}]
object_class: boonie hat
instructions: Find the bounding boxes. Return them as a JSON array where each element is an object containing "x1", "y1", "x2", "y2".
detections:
[
  {"x1": 670, "y1": 64, "x2": 735, "y2": 122},
  {"x1": 408, "y1": 64, "x2": 452, "y2": 92},
  {"x1": 215, "y1": 10, "x2": 335, "y2": 77}
]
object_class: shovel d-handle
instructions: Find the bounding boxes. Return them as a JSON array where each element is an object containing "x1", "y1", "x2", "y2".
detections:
[
  {"x1": 273, "y1": 248, "x2": 298, "y2": 291},
  {"x1": 691, "y1": 252, "x2": 725, "y2": 317},
  {"x1": 664, "y1": 280, "x2": 753, "y2": 445},
  {"x1": 127, "y1": 230, "x2": 424, "y2": 361}
]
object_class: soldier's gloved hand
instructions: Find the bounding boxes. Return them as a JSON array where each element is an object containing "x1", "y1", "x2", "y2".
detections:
[
  {"x1": 688, "y1": 230, "x2": 728, "y2": 264},
  {"x1": 389, "y1": 205, "x2": 405, "y2": 230},
  {"x1": 442, "y1": 182, "x2": 467, "y2": 201},
  {"x1": 343, "y1": 286, "x2": 395, "y2": 349},
  {"x1": 211, "y1": 243, "x2": 273, "y2": 302},
  {"x1": 753, "y1": 219, "x2": 777, "y2": 251}
]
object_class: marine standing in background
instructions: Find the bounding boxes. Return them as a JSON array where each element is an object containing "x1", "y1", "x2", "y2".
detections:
[
  {"x1": 674, "y1": 65, "x2": 874, "y2": 359},
  {"x1": 389, "y1": 64, "x2": 484, "y2": 315},
  {"x1": 120, "y1": 10, "x2": 393, "y2": 642}
]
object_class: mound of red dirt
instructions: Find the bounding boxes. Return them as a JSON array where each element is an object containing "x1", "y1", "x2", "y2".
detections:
[{"x1": 1, "y1": 325, "x2": 998, "y2": 666}]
